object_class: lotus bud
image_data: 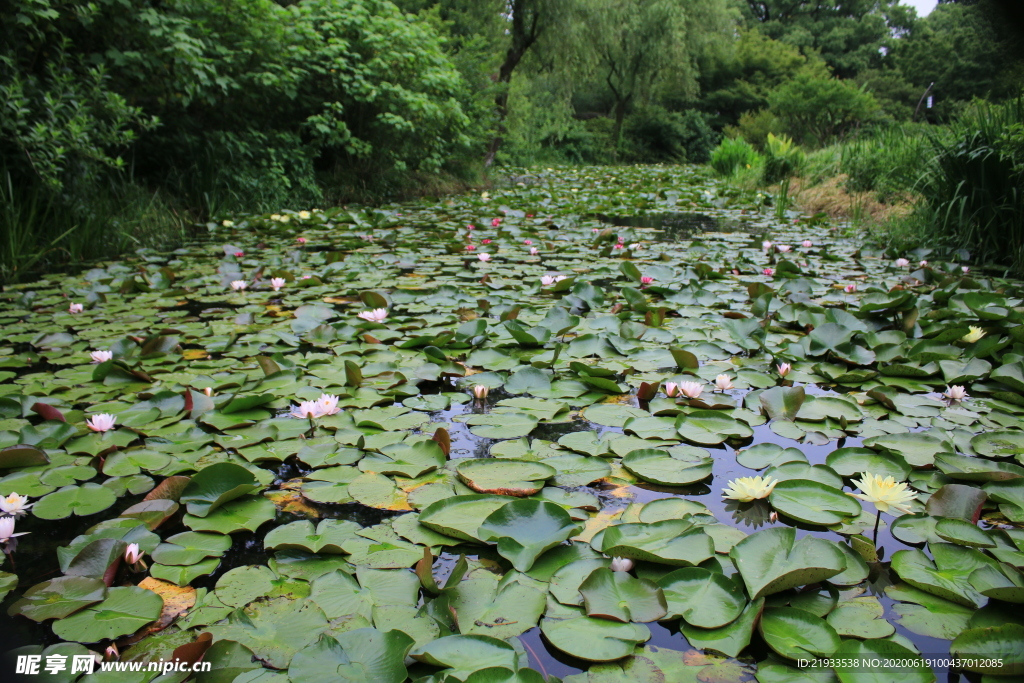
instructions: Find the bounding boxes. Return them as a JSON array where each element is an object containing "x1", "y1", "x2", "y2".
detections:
[
  {"x1": 610, "y1": 557, "x2": 634, "y2": 572},
  {"x1": 473, "y1": 385, "x2": 489, "y2": 399},
  {"x1": 777, "y1": 363, "x2": 792, "y2": 377}
]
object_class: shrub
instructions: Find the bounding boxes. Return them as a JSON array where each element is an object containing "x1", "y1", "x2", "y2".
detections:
[
  {"x1": 622, "y1": 107, "x2": 720, "y2": 163},
  {"x1": 710, "y1": 138, "x2": 763, "y2": 177},
  {"x1": 762, "y1": 133, "x2": 805, "y2": 184},
  {"x1": 767, "y1": 74, "x2": 882, "y2": 146},
  {"x1": 725, "y1": 109, "x2": 782, "y2": 149}
]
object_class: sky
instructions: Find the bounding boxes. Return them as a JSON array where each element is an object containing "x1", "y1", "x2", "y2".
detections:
[{"x1": 901, "y1": 0, "x2": 937, "y2": 16}]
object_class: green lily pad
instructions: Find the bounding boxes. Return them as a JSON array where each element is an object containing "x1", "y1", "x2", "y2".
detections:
[
  {"x1": 676, "y1": 411, "x2": 753, "y2": 445},
  {"x1": 759, "y1": 607, "x2": 840, "y2": 660},
  {"x1": 263, "y1": 519, "x2": 361, "y2": 554},
  {"x1": 540, "y1": 616, "x2": 651, "y2": 662},
  {"x1": 289, "y1": 628, "x2": 415, "y2": 683},
  {"x1": 411, "y1": 635, "x2": 519, "y2": 678},
  {"x1": 729, "y1": 527, "x2": 847, "y2": 599},
  {"x1": 950, "y1": 623, "x2": 1024, "y2": 675},
  {"x1": 463, "y1": 412, "x2": 539, "y2": 439},
  {"x1": 658, "y1": 567, "x2": 746, "y2": 628},
  {"x1": 150, "y1": 531, "x2": 232, "y2": 565},
  {"x1": 419, "y1": 494, "x2": 513, "y2": 542},
  {"x1": 769, "y1": 479, "x2": 862, "y2": 526},
  {"x1": 7, "y1": 577, "x2": 107, "y2": 622},
  {"x1": 183, "y1": 495, "x2": 276, "y2": 534},
  {"x1": 456, "y1": 458, "x2": 556, "y2": 496},
  {"x1": 578, "y1": 567, "x2": 667, "y2": 623},
  {"x1": 825, "y1": 596, "x2": 895, "y2": 639},
  {"x1": 621, "y1": 447, "x2": 713, "y2": 486},
  {"x1": 478, "y1": 499, "x2": 580, "y2": 571},
  {"x1": 180, "y1": 462, "x2": 260, "y2": 517},
  {"x1": 599, "y1": 520, "x2": 715, "y2": 567},
  {"x1": 51, "y1": 586, "x2": 163, "y2": 643},
  {"x1": 33, "y1": 483, "x2": 117, "y2": 519}
]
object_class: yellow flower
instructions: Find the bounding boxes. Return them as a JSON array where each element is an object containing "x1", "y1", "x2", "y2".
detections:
[
  {"x1": 850, "y1": 473, "x2": 916, "y2": 515},
  {"x1": 962, "y1": 326, "x2": 986, "y2": 343},
  {"x1": 722, "y1": 476, "x2": 778, "y2": 502}
]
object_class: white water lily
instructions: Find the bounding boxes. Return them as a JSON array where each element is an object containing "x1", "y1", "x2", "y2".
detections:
[
  {"x1": 298, "y1": 210, "x2": 311, "y2": 220},
  {"x1": 961, "y1": 266, "x2": 970, "y2": 274},
  {"x1": 541, "y1": 276, "x2": 557, "y2": 286},
  {"x1": 714, "y1": 375, "x2": 734, "y2": 392},
  {"x1": 230, "y1": 280, "x2": 247, "y2": 291},
  {"x1": 610, "y1": 557, "x2": 634, "y2": 572},
  {"x1": 473, "y1": 385, "x2": 489, "y2": 399},
  {"x1": 86, "y1": 413, "x2": 117, "y2": 432},
  {"x1": 919, "y1": 260, "x2": 928, "y2": 268},
  {"x1": 850, "y1": 473, "x2": 916, "y2": 515},
  {"x1": 270, "y1": 277, "x2": 286, "y2": 291},
  {"x1": 68, "y1": 303, "x2": 84, "y2": 314},
  {"x1": 678, "y1": 381, "x2": 704, "y2": 399},
  {"x1": 777, "y1": 245, "x2": 791, "y2": 253},
  {"x1": 478, "y1": 253, "x2": 491, "y2": 262},
  {"x1": 0, "y1": 493, "x2": 32, "y2": 517},
  {"x1": 664, "y1": 382, "x2": 680, "y2": 398},
  {"x1": 357, "y1": 308, "x2": 388, "y2": 322},
  {"x1": 943, "y1": 385, "x2": 969, "y2": 401},
  {"x1": 0, "y1": 516, "x2": 28, "y2": 543},
  {"x1": 125, "y1": 543, "x2": 143, "y2": 564},
  {"x1": 762, "y1": 241, "x2": 772, "y2": 250},
  {"x1": 961, "y1": 326, "x2": 986, "y2": 343},
  {"x1": 290, "y1": 400, "x2": 322, "y2": 419},
  {"x1": 315, "y1": 394, "x2": 340, "y2": 416},
  {"x1": 90, "y1": 350, "x2": 113, "y2": 364},
  {"x1": 723, "y1": 476, "x2": 778, "y2": 502}
]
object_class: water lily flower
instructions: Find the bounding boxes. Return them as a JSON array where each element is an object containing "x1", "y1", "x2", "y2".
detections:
[
  {"x1": 90, "y1": 350, "x2": 113, "y2": 364},
  {"x1": 69, "y1": 303, "x2": 84, "y2": 314},
  {"x1": 762, "y1": 241, "x2": 772, "y2": 250},
  {"x1": 204, "y1": 387, "x2": 213, "y2": 397},
  {"x1": 234, "y1": 251, "x2": 244, "y2": 258},
  {"x1": 270, "y1": 214, "x2": 282, "y2": 221},
  {"x1": 0, "y1": 517, "x2": 28, "y2": 543},
  {"x1": 629, "y1": 243, "x2": 641, "y2": 250},
  {"x1": 777, "y1": 245, "x2": 791, "y2": 253},
  {"x1": 678, "y1": 381, "x2": 704, "y2": 399},
  {"x1": 802, "y1": 240, "x2": 812, "y2": 248},
  {"x1": 895, "y1": 258, "x2": 909, "y2": 267},
  {"x1": 723, "y1": 476, "x2": 778, "y2": 502},
  {"x1": 466, "y1": 244, "x2": 476, "y2": 251},
  {"x1": 962, "y1": 326, "x2": 986, "y2": 343},
  {"x1": 961, "y1": 266, "x2": 970, "y2": 274},
  {"x1": 491, "y1": 218, "x2": 501, "y2": 227},
  {"x1": 290, "y1": 401, "x2": 322, "y2": 419},
  {"x1": 298, "y1": 210, "x2": 311, "y2": 220},
  {"x1": 105, "y1": 644, "x2": 119, "y2": 661},
  {"x1": 530, "y1": 247, "x2": 539, "y2": 255},
  {"x1": 222, "y1": 220, "x2": 234, "y2": 227},
  {"x1": 610, "y1": 557, "x2": 634, "y2": 572},
  {"x1": 125, "y1": 543, "x2": 143, "y2": 565},
  {"x1": 467, "y1": 224, "x2": 475, "y2": 230},
  {"x1": 357, "y1": 308, "x2": 388, "y2": 322},
  {"x1": 230, "y1": 280, "x2": 247, "y2": 291},
  {"x1": 481, "y1": 239, "x2": 492, "y2": 245},
  {"x1": 664, "y1": 382, "x2": 680, "y2": 397},
  {"x1": 270, "y1": 277, "x2": 286, "y2": 291},
  {"x1": 300, "y1": 274, "x2": 312, "y2": 280},
  {"x1": 279, "y1": 215, "x2": 291, "y2": 223},
  {"x1": 919, "y1": 260, "x2": 927, "y2": 267},
  {"x1": 850, "y1": 473, "x2": 916, "y2": 515},
  {"x1": 0, "y1": 493, "x2": 32, "y2": 517},
  {"x1": 592, "y1": 228, "x2": 600, "y2": 233},
  {"x1": 714, "y1": 375, "x2": 734, "y2": 392},
  {"x1": 777, "y1": 363, "x2": 791, "y2": 377},
  {"x1": 613, "y1": 243, "x2": 624, "y2": 250},
  {"x1": 617, "y1": 236, "x2": 625, "y2": 244},
  {"x1": 541, "y1": 276, "x2": 558, "y2": 286},
  {"x1": 478, "y1": 253, "x2": 491, "y2": 262},
  {"x1": 640, "y1": 276, "x2": 654, "y2": 285},
  {"x1": 523, "y1": 240, "x2": 533, "y2": 245},
  {"x1": 315, "y1": 394, "x2": 340, "y2": 416},
  {"x1": 86, "y1": 413, "x2": 117, "y2": 432},
  {"x1": 297, "y1": 237, "x2": 307, "y2": 244},
  {"x1": 944, "y1": 385, "x2": 969, "y2": 401},
  {"x1": 762, "y1": 268, "x2": 774, "y2": 277},
  {"x1": 473, "y1": 385, "x2": 489, "y2": 399},
  {"x1": 844, "y1": 284, "x2": 857, "y2": 293}
]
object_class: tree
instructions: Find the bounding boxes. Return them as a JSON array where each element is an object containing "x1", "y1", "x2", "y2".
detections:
[{"x1": 767, "y1": 73, "x2": 881, "y2": 145}]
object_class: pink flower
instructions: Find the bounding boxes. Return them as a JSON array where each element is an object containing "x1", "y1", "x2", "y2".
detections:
[
  {"x1": 478, "y1": 253, "x2": 491, "y2": 262},
  {"x1": 678, "y1": 382, "x2": 704, "y2": 399},
  {"x1": 617, "y1": 236, "x2": 625, "y2": 243},
  {"x1": 466, "y1": 244, "x2": 476, "y2": 251},
  {"x1": 300, "y1": 275, "x2": 312, "y2": 280},
  {"x1": 762, "y1": 241, "x2": 772, "y2": 250},
  {"x1": 230, "y1": 280, "x2": 247, "y2": 291},
  {"x1": 802, "y1": 240, "x2": 813, "y2": 248},
  {"x1": 777, "y1": 245, "x2": 791, "y2": 253},
  {"x1": 234, "y1": 251, "x2": 244, "y2": 258},
  {"x1": 482, "y1": 239, "x2": 492, "y2": 244},
  {"x1": 296, "y1": 237, "x2": 307, "y2": 244},
  {"x1": 125, "y1": 543, "x2": 143, "y2": 564},
  {"x1": 523, "y1": 240, "x2": 533, "y2": 245},
  {"x1": 271, "y1": 277, "x2": 286, "y2": 291},
  {"x1": 290, "y1": 401, "x2": 322, "y2": 419},
  {"x1": 664, "y1": 382, "x2": 680, "y2": 397},
  {"x1": 526, "y1": 214, "x2": 534, "y2": 218},
  {"x1": 961, "y1": 266, "x2": 970, "y2": 274},
  {"x1": 592, "y1": 228, "x2": 599, "y2": 233},
  {"x1": 315, "y1": 394, "x2": 340, "y2": 416},
  {"x1": 90, "y1": 350, "x2": 113, "y2": 364},
  {"x1": 87, "y1": 413, "x2": 117, "y2": 432},
  {"x1": 529, "y1": 247, "x2": 539, "y2": 255},
  {"x1": 357, "y1": 308, "x2": 388, "y2": 322},
  {"x1": 491, "y1": 218, "x2": 501, "y2": 227},
  {"x1": 919, "y1": 260, "x2": 928, "y2": 267},
  {"x1": 777, "y1": 363, "x2": 792, "y2": 377},
  {"x1": 640, "y1": 276, "x2": 654, "y2": 285},
  {"x1": 762, "y1": 268, "x2": 774, "y2": 277},
  {"x1": 68, "y1": 303, "x2": 84, "y2": 314},
  {"x1": 467, "y1": 224, "x2": 475, "y2": 230},
  {"x1": 844, "y1": 284, "x2": 857, "y2": 293},
  {"x1": 613, "y1": 244, "x2": 624, "y2": 250},
  {"x1": 895, "y1": 258, "x2": 909, "y2": 267}
]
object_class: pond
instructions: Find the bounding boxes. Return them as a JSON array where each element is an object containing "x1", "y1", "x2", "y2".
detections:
[{"x1": 0, "y1": 164, "x2": 1022, "y2": 682}]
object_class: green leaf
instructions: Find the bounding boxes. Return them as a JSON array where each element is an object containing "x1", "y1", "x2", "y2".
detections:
[
  {"x1": 599, "y1": 520, "x2": 715, "y2": 567},
  {"x1": 478, "y1": 499, "x2": 580, "y2": 571},
  {"x1": 729, "y1": 527, "x2": 847, "y2": 599},
  {"x1": 769, "y1": 479, "x2": 862, "y2": 526},
  {"x1": 51, "y1": 586, "x2": 163, "y2": 643},
  {"x1": 658, "y1": 567, "x2": 746, "y2": 628},
  {"x1": 34, "y1": 483, "x2": 117, "y2": 519},
  {"x1": 180, "y1": 462, "x2": 260, "y2": 517},
  {"x1": 419, "y1": 494, "x2": 513, "y2": 542},
  {"x1": 759, "y1": 607, "x2": 840, "y2": 660},
  {"x1": 456, "y1": 459, "x2": 556, "y2": 496},
  {"x1": 579, "y1": 567, "x2": 667, "y2": 623},
  {"x1": 540, "y1": 616, "x2": 651, "y2": 662},
  {"x1": 7, "y1": 577, "x2": 107, "y2": 622},
  {"x1": 621, "y1": 447, "x2": 713, "y2": 486}
]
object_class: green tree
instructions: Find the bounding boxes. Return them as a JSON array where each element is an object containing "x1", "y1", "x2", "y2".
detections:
[{"x1": 767, "y1": 72, "x2": 881, "y2": 145}]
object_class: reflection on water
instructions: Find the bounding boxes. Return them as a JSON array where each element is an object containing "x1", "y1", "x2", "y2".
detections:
[{"x1": 596, "y1": 212, "x2": 756, "y2": 240}]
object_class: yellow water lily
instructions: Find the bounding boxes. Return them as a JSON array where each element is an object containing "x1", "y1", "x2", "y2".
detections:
[
  {"x1": 722, "y1": 476, "x2": 778, "y2": 502},
  {"x1": 961, "y1": 326, "x2": 986, "y2": 343},
  {"x1": 850, "y1": 473, "x2": 916, "y2": 515}
]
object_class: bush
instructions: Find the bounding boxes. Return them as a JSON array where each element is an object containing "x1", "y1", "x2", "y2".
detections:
[
  {"x1": 724, "y1": 109, "x2": 782, "y2": 149},
  {"x1": 710, "y1": 138, "x2": 763, "y2": 177},
  {"x1": 622, "y1": 107, "x2": 719, "y2": 163},
  {"x1": 762, "y1": 133, "x2": 805, "y2": 184},
  {"x1": 838, "y1": 125, "x2": 932, "y2": 197},
  {"x1": 767, "y1": 74, "x2": 882, "y2": 146}
]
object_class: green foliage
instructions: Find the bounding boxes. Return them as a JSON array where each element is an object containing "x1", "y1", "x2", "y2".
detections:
[
  {"x1": 762, "y1": 133, "x2": 805, "y2": 184},
  {"x1": 768, "y1": 74, "x2": 882, "y2": 146},
  {"x1": 710, "y1": 137, "x2": 763, "y2": 177},
  {"x1": 915, "y1": 99, "x2": 1024, "y2": 273},
  {"x1": 725, "y1": 109, "x2": 783, "y2": 149},
  {"x1": 839, "y1": 125, "x2": 932, "y2": 197},
  {"x1": 622, "y1": 107, "x2": 720, "y2": 164}
]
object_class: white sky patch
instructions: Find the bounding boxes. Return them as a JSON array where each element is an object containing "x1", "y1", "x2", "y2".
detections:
[{"x1": 901, "y1": 0, "x2": 937, "y2": 16}]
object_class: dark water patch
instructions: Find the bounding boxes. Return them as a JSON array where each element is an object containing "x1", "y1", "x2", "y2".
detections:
[{"x1": 596, "y1": 212, "x2": 758, "y2": 240}]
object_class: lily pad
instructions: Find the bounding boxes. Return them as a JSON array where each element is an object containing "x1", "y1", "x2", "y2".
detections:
[
  {"x1": 478, "y1": 499, "x2": 580, "y2": 571},
  {"x1": 456, "y1": 459, "x2": 556, "y2": 496}
]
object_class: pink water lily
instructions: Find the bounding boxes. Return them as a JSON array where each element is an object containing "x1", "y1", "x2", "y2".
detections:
[
  {"x1": 357, "y1": 308, "x2": 388, "y2": 322},
  {"x1": 125, "y1": 543, "x2": 143, "y2": 564},
  {"x1": 529, "y1": 247, "x2": 539, "y2": 255},
  {"x1": 640, "y1": 276, "x2": 654, "y2": 285},
  {"x1": 943, "y1": 385, "x2": 968, "y2": 401},
  {"x1": 961, "y1": 266, "x2": 970, "y2": 274},
  {"x1": 678, "y1": 381, "x2": 704, "y2": 399},
  {"x1": 919, "y1": 260, "x2": 928, "y2": 267},
  {"x1": 777, "y1": 363, "x2": 792, "y2": 377},
  {"x1": 802, "y1": 240, "x2": 812, "y2": 248},
  {"x1": 844, "y1": 284, "x2": 857, "y2": 293},
  {"x1": 613, "y1": 243, "x2": 624, "y2": 250},
  {"x1": 90, "y1": 350, "x2": 113, "y2": 364},
  {"x1": 473, "y1": 385, "x2": 489, "y2": 399},
  {"x1": 467, "y1": 224, "x2": 475, "y2": 230},
  {"x1": 290, "y1": 400, "x2": 322, "y2": 419},
  {"x1": 68, "y1": 303, "x2": 84, "y2": 314},
  {"x1": 296, "y1": 237, "x2": 307, "y2": 244},
  {"x1": 523, "y1": 240, "x2": 533, "y2": 245},
  {"x1": 592, "y1": 228, "x2": 600, "y2": 233},
  {"x1": 664, "y1": 382, "x2": 680, "y2": 397},
  {"x1": 270, "y1": 277, "x2": 286, "y2": 291},
  {"x1": 86, "y1": 413, "x2": 117, "y2": 432},
  {"x1": 762, "y1": 241, "x2": 772, "y2": 250},
  {"x1": 482, "y1": 239, "x2": 492, "y2": 244},
  {"x1": 762, "y1": 268, "x2": 774, "y2": 277},
  {"x1": 478, "y1": 253, "x2": 491, "y2": 262},
  {"x1": 315, "y1": 394, "x2": 340, "y2": 416},
  {"x1": 617, "y1": 236, "x2": 625, "y2": 243},
  {"x1": 895, "y1": 258, "x2": 909, "y2": 267},
  {"x1": 234, "y1": 251, "x2": 244, "y2": 258},
  {"x1": 230, "y1": 280, "x2": 247, "y2": 291},
  {"x1": 610, "y1": 557, "x2": 634, "y2": 572},
  {"x1": 541, "y1": 276, "x2": 557, "y2": 286},
  {"x1": 491, "y1": 218, "x2": 501, "y2": 227},
  {"x1": 777, "y1": 245, "x2": 791, "y2": 253},
  {"x1": 465, "y1": 244, "x2": 476, "y2": 251}
]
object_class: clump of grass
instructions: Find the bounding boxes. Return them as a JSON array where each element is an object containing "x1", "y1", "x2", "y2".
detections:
[{"x1": 710, "y1": 138, "x2": 763, "y2": 177}]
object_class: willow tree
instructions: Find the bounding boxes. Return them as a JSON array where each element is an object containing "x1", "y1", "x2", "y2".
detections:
[{"x1": 583, "y1": 0, "x2": 731, "y2": 159}]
